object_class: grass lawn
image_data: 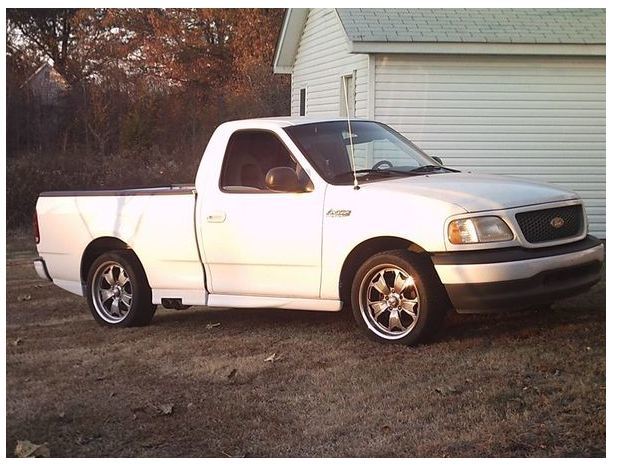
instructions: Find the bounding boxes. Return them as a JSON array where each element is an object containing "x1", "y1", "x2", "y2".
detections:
[{"x1": 5, "y1": 230, "x2": 605, "y2": 457}]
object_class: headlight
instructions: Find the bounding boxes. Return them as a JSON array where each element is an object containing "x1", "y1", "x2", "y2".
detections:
[{"x1": 448, "y1": 216, "x2": 513, "y2": 244}]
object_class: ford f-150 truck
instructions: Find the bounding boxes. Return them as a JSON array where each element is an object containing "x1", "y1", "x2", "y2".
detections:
[{"x1": 33, "y1": 117, "x2": 604, "y2": 345}]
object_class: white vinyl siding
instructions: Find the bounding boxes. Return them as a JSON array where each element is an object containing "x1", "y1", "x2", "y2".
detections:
[
  {"x1": 291, "y1": 9, "x2": 369, "y2": 119},
  {"x1": 374, "y1": 54, "x2": 606, "y2": 238}
]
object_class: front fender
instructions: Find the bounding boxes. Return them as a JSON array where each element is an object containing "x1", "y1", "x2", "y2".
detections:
[{"x1": 320, "y1": 184, "x2": 465, "y2": 300}]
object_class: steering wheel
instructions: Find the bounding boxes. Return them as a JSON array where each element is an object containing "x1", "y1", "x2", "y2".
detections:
[{"x1": 371, "y1": 160, "x2": 393, "y2": 170}]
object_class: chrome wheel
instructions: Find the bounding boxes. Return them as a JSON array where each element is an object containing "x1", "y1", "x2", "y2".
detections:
[
  {"x1": 358, "y1": 264, "x2": 420, "y2": 340},
  {"x1": 91, "y1": 261, "x2": 133, "y2": 324}
]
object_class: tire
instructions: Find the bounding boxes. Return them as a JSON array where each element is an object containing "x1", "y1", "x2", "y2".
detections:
[
  {"x1": 87, "y1": 251, "x2": 157, "y2": 327},
  {"x1": 351, "y1": 250, "x2": 449, "y2": 346}
]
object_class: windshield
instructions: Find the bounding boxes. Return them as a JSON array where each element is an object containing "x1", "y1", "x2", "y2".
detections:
[{"x1": 284, "y1": 120, "x2": 442, "y2": 184}]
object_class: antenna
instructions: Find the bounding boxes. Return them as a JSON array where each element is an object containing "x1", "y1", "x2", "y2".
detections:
[{"x1": 342, "y1": 75, "x2": 360, "y2": 190}]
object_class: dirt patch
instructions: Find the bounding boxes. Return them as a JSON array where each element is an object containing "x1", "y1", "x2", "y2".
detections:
[{"x1": 5, "y1": 231, "x2": 606, "y2": 457}]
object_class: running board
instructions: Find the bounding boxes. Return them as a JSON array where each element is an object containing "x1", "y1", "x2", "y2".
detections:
[{"x1": 206, "y1": 294, "x2": 342, "y2": 312}]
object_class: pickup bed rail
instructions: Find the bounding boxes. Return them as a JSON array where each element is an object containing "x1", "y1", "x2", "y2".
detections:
[{"x1": 39, "y1": 184, "x2": 195, "y2": 197}]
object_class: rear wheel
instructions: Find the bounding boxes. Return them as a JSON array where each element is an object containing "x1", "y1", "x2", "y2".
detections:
[
  {"x1": 351, "y1": 250, "x2": 448, "y2": 345},
  {"x1": 87, "y1": 251, "x2": 156, "y2": 327}
]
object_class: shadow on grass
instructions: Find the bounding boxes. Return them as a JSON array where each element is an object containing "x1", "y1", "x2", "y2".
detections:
[{"x1": 146, "y1": 294, "x2": 603, "y2": 346}]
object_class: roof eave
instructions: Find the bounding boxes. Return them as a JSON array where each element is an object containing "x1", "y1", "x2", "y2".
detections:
[
  {"x1": 274, "y1": 66, "x2": 293, "y2": 74},
  {"x1": 350, "y1": 41, "x2": 606, "y2": 56},
  {"x1": 273, "y1": 8, "x2": 309, "y2": 74}
]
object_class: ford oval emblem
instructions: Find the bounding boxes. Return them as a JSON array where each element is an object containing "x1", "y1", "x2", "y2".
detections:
[{"x1": 550, "y1": 217, "x2": 565, "y2": 229}]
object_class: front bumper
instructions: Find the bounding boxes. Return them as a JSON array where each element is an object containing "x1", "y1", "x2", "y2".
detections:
[
  {"x1": 431, "y1": 236, "x2": 604, "y2": 313},
  {"x1": 33, "y1": 257, "x2": 53, "y2": 282}
]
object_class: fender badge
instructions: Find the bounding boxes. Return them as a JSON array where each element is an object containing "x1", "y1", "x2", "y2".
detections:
[
  {"x1": 327, "y1": 209, "x2": 351, "y2": 218},
  {"x1": 550, "y1": 217, "x2": 565, "y2": 229}
]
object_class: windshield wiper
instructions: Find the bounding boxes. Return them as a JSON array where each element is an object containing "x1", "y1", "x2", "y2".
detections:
[
  {"x1": 333, "y1": 165, "x2": 459, "y2": 183},
  {"x1": 332, "y1": 168, "x2": 409, "y2": 182},
  {"x1": 409, "y1": 165, "x2": 444, "y2": 173},
  {"x1": 409, "y1": 165, "x2": 460, "y2": 174}
]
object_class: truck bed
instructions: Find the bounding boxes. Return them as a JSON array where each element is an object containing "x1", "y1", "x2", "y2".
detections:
[{"x1": 36, "y1": 184, "x2": 206, "y2": 304}]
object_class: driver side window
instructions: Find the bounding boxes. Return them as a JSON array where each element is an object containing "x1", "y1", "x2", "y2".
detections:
[{"x1": 220, "y1": 131, "x2": 306, "y2": 192}]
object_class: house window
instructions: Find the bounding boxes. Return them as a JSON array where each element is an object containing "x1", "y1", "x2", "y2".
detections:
[
  {"x1": 299, "y1": 88, "x2": 306, "y2": 116},
  {"x1": 340, "y1": 74, "x2": 355, "y2": 117}
]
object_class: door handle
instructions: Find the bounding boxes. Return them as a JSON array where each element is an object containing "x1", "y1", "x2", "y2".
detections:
[{"x1": 206, "y1": 211, "x2": 226, "y2": 223}]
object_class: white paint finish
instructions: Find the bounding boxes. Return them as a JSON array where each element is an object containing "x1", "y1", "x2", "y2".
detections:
[
  {"x1": 318, "y1": 173, "x2": 585, "y2": 299},
  {"x1": 199, "y1": 190, "x2": 325, "y2": 298},
  {"x1": 290, "y1": 9, "x2": 368, "y2": 118},
  {"x1": 36, "y1": 192, "x2": 205, "y2": 302},
  {"x1": 33, "y1": 259, "x2": 51, "y2": 281},
  {"x1": 435, "y1": 244, "x2": 604, "y2": 285},
  {"x1": 372, "y1": 173, "x2": 579, "y2": 214},
  {"x1": 374, "y1": 54, "x2": 606, "y2": 237},
  {"x1": 195, "y1": 120, "x2": 329, "y2": 299},
  {"x1": 53, "y1": 279, "x2": 83, "y2": 296},
  {"x1": 320, "y1": 182, "x2": 466, "y2": 300},
  {"x1": 207, "y1": 294, "x2": 342, "y2": 312}
]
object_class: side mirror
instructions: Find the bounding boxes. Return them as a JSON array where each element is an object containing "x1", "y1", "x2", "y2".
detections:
[
  {"x1": 431, "y1": 155, "x2": 443, "y2": 165},
  {"x1": 265, "y1": 167, "x2": 305, "y2": 192}
]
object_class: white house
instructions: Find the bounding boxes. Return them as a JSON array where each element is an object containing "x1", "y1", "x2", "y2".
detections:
[{"x1": 273, "y1": 8, "x2": 606, "y2": 238}]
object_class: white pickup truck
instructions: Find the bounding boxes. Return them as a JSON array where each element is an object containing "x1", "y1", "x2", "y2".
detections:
[{"x1": 33, "y1": 117, "x2": 604, "y2": 345}]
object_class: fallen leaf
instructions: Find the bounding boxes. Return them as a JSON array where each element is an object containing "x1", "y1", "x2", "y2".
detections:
[
  {"x1": 12, "y1": 337, "x2": 22, "y2": 346},
  {"x1": 206, "y1": 322, "x2": 221, "y2": 329},
  {"x1": 17, "y1": 294, "x2": 32, "y2": 302},
  {"x1": 158, "y1": 403, "x2": 174, "y2": 416},
  {"x1": 15, "y1": 440, "x2": 50, "y2": 458},
  {"x1": 264, "y1": 352, "x2": 282, "y2": 363},
  {"x1": 435, "y1": 386, "x2": 459, "y2": 396}
]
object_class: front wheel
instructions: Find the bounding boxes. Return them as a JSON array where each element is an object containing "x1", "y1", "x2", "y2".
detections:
[
  {"x1": 351, "y1": 250, "x2": 448, "y2": 346},
  {"x1": 87, "y1": 251, "x2": 156, "y2": 327}
]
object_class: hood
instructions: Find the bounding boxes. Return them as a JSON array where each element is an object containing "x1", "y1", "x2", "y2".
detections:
[{"x1": 361, "y1": 172, "x2": 579, "y2": 212}]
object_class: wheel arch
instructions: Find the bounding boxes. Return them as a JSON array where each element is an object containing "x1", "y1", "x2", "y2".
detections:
[
  {"x1": 338, "y1": 236, "x2": 431, "y2": 302},
  {"x1": 80, "y1": 237, "x2": 147, "y2": 287}
]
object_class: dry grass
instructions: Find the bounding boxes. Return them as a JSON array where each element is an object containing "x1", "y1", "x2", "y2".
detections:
[{"x1": 5, "y1": 231, "x2": 605, "y2": 457}]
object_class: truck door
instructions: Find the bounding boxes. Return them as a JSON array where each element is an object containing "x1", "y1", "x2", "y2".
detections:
[{"x1": 199, "y1": 129, "x2": 325, "y2": 298}]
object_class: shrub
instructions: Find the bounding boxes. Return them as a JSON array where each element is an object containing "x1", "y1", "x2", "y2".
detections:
[{"x1": 6, "y1": 150, "x2": 200, "y2": 228}]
